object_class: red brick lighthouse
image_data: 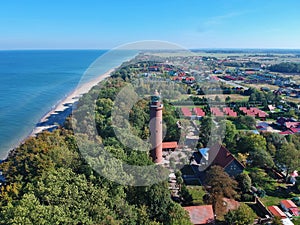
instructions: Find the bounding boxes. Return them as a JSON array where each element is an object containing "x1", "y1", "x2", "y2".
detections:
[{"x1": 150, "y1": 90, "x2": 163, "y2": 163}]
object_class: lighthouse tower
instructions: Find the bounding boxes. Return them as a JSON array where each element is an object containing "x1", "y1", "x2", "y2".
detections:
[{"x1": 150, "y1": 90, "x2": 163, "y2": 163}]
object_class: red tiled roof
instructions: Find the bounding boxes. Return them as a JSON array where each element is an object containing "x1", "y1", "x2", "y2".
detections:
[
  {"x1": 239, "y1": 107, "x2": 268, "y2": 118},
  {"x1": 181, "y1": 107, "x2": 192, "y2": 117},
  {"x1": 172, "y1": 76, "x2": 183, "y2": 81},
  {"x1": 268, "y1": 206, "x2": 286, "y2": 219},
  {"x1": 194, "y1": 108, "x2": 206, "y2": 117},
  {"x1": 281, "y1": 200, "x2": 298, "y2": 209},
  {"x1": 211, "y1": 107, "x2": 224, "y2": 117},
  {"x1": 281, "y1": 200, "x2": 299, "y2": 216},
  {"x1": 162, "y1": 142, "x2": 178, "y2": 149},
  {"x1": 290, "y1": 128, "x2": 300, "y2": 133},
  {"x1": 184, "y1": 205, "x2": 214, "y2": 225},
  {"x1": 186, "y1": 77, "x2": 195, "y2": 81},
  {"x1": 285, "y1": 122, "x2": 300, "y2": 129},
  {"x1": 223, "y1": 107, "x2": 237, "y2": 117}
]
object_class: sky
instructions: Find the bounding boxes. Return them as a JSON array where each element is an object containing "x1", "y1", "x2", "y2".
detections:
[{"x1": 1, "y1": 0, "x2": 300, "y2": 49}]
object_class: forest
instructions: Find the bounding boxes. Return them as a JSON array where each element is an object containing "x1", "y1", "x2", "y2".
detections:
[{"x1": 0, "y1": 76, "x2": 192, "y2": 225}]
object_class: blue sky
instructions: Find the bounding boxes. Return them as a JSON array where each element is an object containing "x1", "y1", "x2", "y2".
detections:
[{"x1": 1, "y1": 0, "x2": 300, "y2": 49}]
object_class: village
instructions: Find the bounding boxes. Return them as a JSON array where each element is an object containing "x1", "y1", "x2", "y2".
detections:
[{"x1": 132, "y1": 51, "x2": 300, "y2": 225}]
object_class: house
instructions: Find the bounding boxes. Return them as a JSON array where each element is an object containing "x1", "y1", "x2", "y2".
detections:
[
  {"x1": 256, "y1": 122, "x2": 270, "y2": 132},
  {"x1": 184, "y1": 205, "x2": 215, "y2": 225},
  {"x1": 280, "y1": 200, "x2": 299, "y2": 216},
  {"x1": 195, "y1": 144, "x2": 245, "y2": 177},
  {"x1": 194, "y1": 108, "x2": 206, "y2": 118},
  {"x1": 210, "y1": 107, "x2": 224, "y2": 117},
  {"x1": 223, "y1": 107, "x2": 237, "y2": 117},
  {"x1": 268, "y1": 206, "x2": 287, "y2": 219},
  {"x1": 210, "y1": 144, "x2": 245, "y2": 177},
  {"x1": 239, "y1": 107, "x2": 268, "y2": 120},
  {"x1": 285, "y1": 122, "x2": 300, "y2": 129},
  {"x1": 181, "y1": 107, "x2": 192, "y2": 118},
  {"x1": 268, "y1": 105, "x2": 276, "y2": 112}
]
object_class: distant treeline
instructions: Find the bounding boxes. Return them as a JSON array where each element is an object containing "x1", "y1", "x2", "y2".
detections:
[{"x1": 269, "y1": 62, "x2": 300, "y2": 73}]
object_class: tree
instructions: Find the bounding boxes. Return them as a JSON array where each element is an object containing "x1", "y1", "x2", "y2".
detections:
[
  {"x1": 275, "y1": 142, "x2": 300, "y2": 178},
  {"x1": 215, "y1": 95, "x2": 221, "y2": 102},
  {"x1": 222, "y1": 120, "x2": 237, "y2": 150},
  {"x1": 225, "y1": 96, "x2": 231, "y2": 102},
  {"x1": 237, "y1": 133, "x2": 267, "y2": 154},
  {"x1": 236, "y1": 173, "x2": 252, "y2": 194},
  {"x1": 224, "y1": 203, "x2": 256, "y2": 225},
  {"x1": 199, "y1": 117, "x2": 213, "y2": 147},
  {"x1": 249, "y1": 148, "x2": 274, "y2": 168},
  {"x1": 205, "y1": 166, "x2": 238, "y2": 217}
]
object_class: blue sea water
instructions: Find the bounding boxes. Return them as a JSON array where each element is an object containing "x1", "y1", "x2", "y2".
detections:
[{"x1": 0, "y1": 50, "x2": 137, "y2": 158}]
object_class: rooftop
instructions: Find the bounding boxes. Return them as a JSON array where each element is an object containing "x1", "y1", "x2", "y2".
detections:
[{"x1": 184, "y1": 205, "x2": 214, "y2": 225}]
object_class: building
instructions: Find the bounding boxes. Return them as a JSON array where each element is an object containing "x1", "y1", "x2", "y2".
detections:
[
  {"x1": 150, "y1": 90, "x2": 163, "y2": 163},
  {"x1": 280, "y1": 200, "x2": 299, "y2": 216},
  {"x1": 193, "y1": 144, "x2": 244, "y2": 178},
  {"x1": 181, "y1": 107, "x2": 192, "y2": 118},
  {"x1": 162, "y1": 142, "x2": 178, "y2": 151},
  {"x1": 209, "y1": 144, "x2": 245, "y2": 177},
  {"x1": 268, "y1": 206, "x2": 287, "y2": 219},
  {"x1": 184, "y1": 205, "x2": 215, "y2": 225}
]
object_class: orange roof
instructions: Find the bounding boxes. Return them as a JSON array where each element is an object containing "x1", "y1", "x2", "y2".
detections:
[
  {"x1": 162, "y1": 142, "x2": 178, "y2": 149},
  {"x1": 281, "y1": 200, "x2": 297, "y2": 209},
  {"x1": 184, "y1": 205, "x2": 214, "y2": 225},
  {"x1": 268, "y1": 206, "x2": 286, "y2": 219}
]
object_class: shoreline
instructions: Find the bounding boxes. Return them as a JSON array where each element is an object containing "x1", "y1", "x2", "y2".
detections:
[
  {"x1": 30, "y1": 68, "x2": 115, "y2": 136},
  {"x1": 3, "y1": 68, "x2": 115, "y2": 160},
  {"x1": 2, "y1": 52, "x2": 139, "y2": 161}
]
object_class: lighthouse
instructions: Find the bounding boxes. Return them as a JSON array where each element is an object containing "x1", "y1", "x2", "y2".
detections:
[{"x1": 150, "y1": 90, "x2": 163, "y2": 163}]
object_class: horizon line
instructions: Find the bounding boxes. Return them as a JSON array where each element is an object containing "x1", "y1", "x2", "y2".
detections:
[{"x1": 1, "y1": 47, "x2": 300, "y2": 51}]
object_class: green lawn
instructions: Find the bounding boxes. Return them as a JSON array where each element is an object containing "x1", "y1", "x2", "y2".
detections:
[
  {"x1": 187, "y1": 186, "x2": 206, "y2": 205},
  {"x1": 262, "y1": 188, "x2": 298, "y2": 207},
  {"x1": 294, "y1": 217, "x2": 300, "y2": 225}
]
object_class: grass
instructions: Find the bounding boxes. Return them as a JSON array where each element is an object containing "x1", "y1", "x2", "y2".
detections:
[
  {"x1": 294, "y1": 217, "x2": 300, "y2": 225},
  {"x1": 187, "y1": 186, "x2": 206, "y2": 205},
  {"x1": 262, "y1": 186, "x2": 299, "y2": 207}
]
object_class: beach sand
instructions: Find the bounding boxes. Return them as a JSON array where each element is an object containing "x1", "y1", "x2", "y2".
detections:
[{"x1": 30, "y1": 68, "x2": 115, "y2": 136}]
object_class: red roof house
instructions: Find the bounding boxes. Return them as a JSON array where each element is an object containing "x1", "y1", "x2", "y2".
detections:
[
  {"x1": 200, "y1": 143, "x2": 245, "y2": 177},
  {"x1": 223, "y1": 107, "x2": 237, "y2": 117},
  {"x1": 181, "y1": 107, "x2": 192, "y2": 117},
  {"x1": 184, "y1": 205, "x2": 215, "y2": 225},
  {"x1": 194, "y1": 108, "x2": 206, "y2": 117},
  {"x1": 280, "y1": 200, "x2": 299, "y2": 216},
  {"x1": 211, "y1": 107, "x2": 224, "y2": 117},
  {"x1": 285, "y1": 122, "x2": 300, "y2": 129},
  {"x1": 268, "y1": 206, "x2": 287, "y2": 219}
]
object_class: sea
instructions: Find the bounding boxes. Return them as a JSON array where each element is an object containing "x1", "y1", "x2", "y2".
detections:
[{"x1": 0, "y1": 50, "x2": 137, "y2": 159}]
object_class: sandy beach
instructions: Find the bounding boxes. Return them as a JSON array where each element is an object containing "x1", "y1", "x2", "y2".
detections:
[{"x1": 30, "y1": 68, "x2": 115, "y2": 136}]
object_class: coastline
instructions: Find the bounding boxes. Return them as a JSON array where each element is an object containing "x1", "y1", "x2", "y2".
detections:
[
  {"x1": 30, "y1": 68, "x2": 115, "y2": 136},
  {"x1": 3, "y1": 68, "x2": 115, "y2": 160},
  {"x1": 2, "y1": 52, "x2": 139, "y2": 161}
]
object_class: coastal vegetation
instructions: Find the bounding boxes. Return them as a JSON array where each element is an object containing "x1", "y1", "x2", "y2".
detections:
[{"x1": 0, "y1": 76, "x2": 191, "y2": 224}]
